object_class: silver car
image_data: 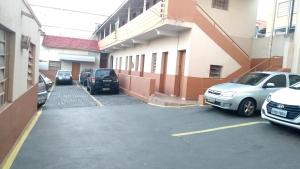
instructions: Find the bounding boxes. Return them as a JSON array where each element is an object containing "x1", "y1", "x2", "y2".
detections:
[
  {"x1": 204, "y1": 72, "x2": 300, "y2": 117},
  {"x1": 38, "y1": 75, "x2": 48, "y2": 106}
]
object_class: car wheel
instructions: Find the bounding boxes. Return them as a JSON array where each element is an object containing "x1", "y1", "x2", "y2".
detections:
[
  {"x1": 89, "y1": 86, "x2": 95, "y2": 95},
  {"x1": 84, "y1": 81, "x2": 87, "y2": 86},
  {"x1": 56, "y1": 81, "x2": 59, "y2": 85},
  {"x1": 238, "y1": 98, "x2": 257, "y2": 117},
  {"x1": 114, "y1": 89, "x2": 119, "y2": 94}
]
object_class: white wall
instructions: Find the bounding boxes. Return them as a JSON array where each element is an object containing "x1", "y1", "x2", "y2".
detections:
[
  {"x1": 197, "y1": 0, "x2": 258, "y2": 55},
  {"x1": 111, "y1": 29, "x2": 191, "y2": 76},
  {"x1": 0, "y1": 0, "x2": 41, "y2": 100},
  {"x1": 39, "y1": 44, "x2": 100, "y2": 71},
  {"x1": 189, "y1": 24, "x2": 240, "y2": 78}
]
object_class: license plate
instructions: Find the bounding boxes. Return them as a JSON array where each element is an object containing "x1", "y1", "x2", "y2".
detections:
[
  {"x1": 206, "y1": 97, "x2": 215, "y2": 103},
  {"x1": 102, "y1": 88, "x2": 110, "y2": 91},
  {"x1": 271, "y1": 108, "x2": 287, "y2": 117}
]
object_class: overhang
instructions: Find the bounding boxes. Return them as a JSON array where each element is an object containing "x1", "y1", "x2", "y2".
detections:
[{"x1": 59, "y1": 54, "x2": 96, "y2": 63}]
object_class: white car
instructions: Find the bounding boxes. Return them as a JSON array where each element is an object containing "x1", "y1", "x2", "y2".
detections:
[{"x1": 261, "y1": 82, "x2": 300, "y2": 129}]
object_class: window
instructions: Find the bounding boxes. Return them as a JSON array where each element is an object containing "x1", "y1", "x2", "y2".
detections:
[
  {"x1": 209, "y1": 65, "x2": 222, "y2": 78},
  {"x1": 278, "y1": 1, "x2": 289, "y2": 17},
  {"x1": 49, "y1": 61, "x2": 61, "y2": 71},
  {"x1": 135, "y1": 55, "x2": 139, "y2": 71},
  {"x1": 151, "y1": 53, "x2": 157, "y2": 73},
  {"x1": 0, "y1": 28, "x2": 8, "y2": 106},
  {"x1": 212, "y1": 0, "x2": 229, "y2": 10},
  {"x1": 265, "y1": 75, "x2": 287, "y2": 88},
  {"x1": 27, "y1": 44, "x2": 35, "y2": 87},
  {"x1": 289, "y1": 75, "x2": 300, "y2": 85}
]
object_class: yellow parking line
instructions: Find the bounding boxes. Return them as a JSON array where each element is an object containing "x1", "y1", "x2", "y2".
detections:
[
  {"x1": 172, "y1": 121, "x2": 268, "y2": 137},
  {"x1": 78, "y1": 83, "x2": 103, "y2": 107},
  {"x1": 0, "y1": 110, "x2": 42, "y2": 169}
]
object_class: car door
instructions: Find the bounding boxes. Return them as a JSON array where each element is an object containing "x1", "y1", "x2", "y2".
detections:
[{"x1": 258, "y1": 74, "x2": 287, "y2": 107}]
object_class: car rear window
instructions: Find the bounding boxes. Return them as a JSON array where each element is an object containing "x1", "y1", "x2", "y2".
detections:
[
  {"x1": 58, "y1": 71, "x2": 71, "y2": 76},
  {"x1": 232, "y1": 73, "x2": 269, "y2": 86},
  {"x1": 95, "y1": 70, "x2": 116, "y2": 77}
]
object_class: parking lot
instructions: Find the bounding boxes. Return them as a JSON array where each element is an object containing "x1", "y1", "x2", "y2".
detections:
[{"x1": 11, "y1": 83, "x2": 300, "y2": 169}]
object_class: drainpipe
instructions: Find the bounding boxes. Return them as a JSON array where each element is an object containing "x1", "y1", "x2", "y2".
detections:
[
  {"x1": 287, "y1": 0, "x2": 295, "y2": 33},
  {"x1": 268, "y1": 0, "x2": 278, "y2": 66}
]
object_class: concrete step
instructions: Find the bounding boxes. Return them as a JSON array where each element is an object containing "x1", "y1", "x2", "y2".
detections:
[{"x1": 149, "y1": 95, "x2": 197, "y2": 107}]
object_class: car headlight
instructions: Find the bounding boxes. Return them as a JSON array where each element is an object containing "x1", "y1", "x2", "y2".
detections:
[
  {"x1": 222, "y1": 91, "x2": 236, "y2": 98},
  {"x1": 266, "y1": 94, "x2": 272, "y2": 103}
]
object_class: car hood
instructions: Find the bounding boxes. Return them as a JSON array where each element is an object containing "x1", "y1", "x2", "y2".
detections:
[
  {"x1": 208, "y1": 83, "x2": 253, "y2": 92},
  {"x1": 271, "y1": 88, "x2": 300, "y2": 105}
]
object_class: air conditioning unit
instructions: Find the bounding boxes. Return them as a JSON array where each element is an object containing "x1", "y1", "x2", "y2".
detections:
[{"x1": 21, "y1": 35, "x2": 31, "y2": 49}]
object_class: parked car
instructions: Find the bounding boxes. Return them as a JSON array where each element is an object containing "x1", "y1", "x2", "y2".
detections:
[
  {"x1": 55, "y1": 70, "x2": 72, "y2": 85},
  {"x1": 79, "y1": 69, "x2": 92, "y2": 86},
  {"x1": 261, "y1": 81, "x2": 300, "y2": 129},
  {"x1": 38, "y1": 75, "x2": 48, "y2": 106},
  {"x1": 204, "y1": 72, "x2": 300, "y2": 117},
  {"x1": 40, "y1": 73, "x2": 53, "y2": 91},
  {"x1": 87, "y1": 69, "x2": 119, "y2": 95}
]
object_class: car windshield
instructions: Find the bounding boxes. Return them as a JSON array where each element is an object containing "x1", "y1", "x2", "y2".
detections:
[
  {"x1": 231, "y1": 73, "x2": 270, "y2": 86},
  {"x1": 95, "y1": 70, "x2": 116, "y2": 77},
  {"x1": 58, "y1": 71, "x2": 71, "y2": 76},
  {"x1": 290, "y1": 82, "x2": 300, "y2": 90}
]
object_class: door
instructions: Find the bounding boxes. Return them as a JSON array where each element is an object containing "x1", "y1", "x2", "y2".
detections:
[
  {"x1": 159, "y1": 52, "x2": 168, "y2": 93},
  {"x1": 140, "y1": 54, "x2": 145, "y2": 77},
  {"x1": 175, "y1": 50, "x2": 186, "y2": 97},
  {"x1": 72, "y1": 62, "x2": 80, "y2": 80},
  {"x1": 258, "y1": 74, "x2": 287, "y2": 108}
]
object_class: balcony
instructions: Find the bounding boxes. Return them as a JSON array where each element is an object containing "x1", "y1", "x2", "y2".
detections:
[{"x1": 97, "y1": 1, "x2": 190, "y2": 52}]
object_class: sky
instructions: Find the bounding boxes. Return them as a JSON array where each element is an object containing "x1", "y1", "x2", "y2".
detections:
[
  {"x1": 28, "y1": 0, "x2": 274, "y2": 39},
  {"x1": 28, "y1": 0, "x2": 125, "y2": 39}
]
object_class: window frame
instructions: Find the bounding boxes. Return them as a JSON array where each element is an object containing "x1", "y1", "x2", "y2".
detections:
[
  {"x1": 209, "y1": 65, "x2": 223, "y2": 78},
  {"x1": 212, "y1": 0, "x2": 229, "y2": 10},
  {"x1": 264, "y1": 74, "x2": 287, "y2": 88}
]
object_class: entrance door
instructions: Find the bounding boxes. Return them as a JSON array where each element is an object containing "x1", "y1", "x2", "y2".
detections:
[
  {"x1": 140, "y1": 54, "x2": 145, "y2": 77},
  {"x1": 159, "y1": 52, "x2": 168, "y2": 93},
  {"x1": 72, "y1": 62, "x2": 80, "y2": 80},
  {"x1": 175, "y1": 50, "x2": 186, "y2": 97}
]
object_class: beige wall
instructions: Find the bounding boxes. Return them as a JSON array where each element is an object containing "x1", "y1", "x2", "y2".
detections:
[
  {"x1": 112, "y1": 30, "x2": 190, "y2": 76},
  {"x1": 197, "y1": 0, "x2": 258, "y2": 55},
  {"x1": 0, "y1": 0, "x2": 41, "y2": 101},
  {"x1": 189, "y1": 24, "x2": 240, "y2": 78},
  {"x1": 40, "y1": 45, "x2": 100, "y2": 71}
]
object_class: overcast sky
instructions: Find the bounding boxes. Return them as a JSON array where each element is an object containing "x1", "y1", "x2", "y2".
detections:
[
  {"x1": 28, "y1": 0, "x2": 125, "y2": 38},
  {"x1": 28, "y1": 0, "x2": 273, "y2": 39}
]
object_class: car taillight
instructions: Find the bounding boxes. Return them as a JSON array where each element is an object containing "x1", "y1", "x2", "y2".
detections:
[{"x1": 91, "y1": 77, "x2": 96, "y2": 83}]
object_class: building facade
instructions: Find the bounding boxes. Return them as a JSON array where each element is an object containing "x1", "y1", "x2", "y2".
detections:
[
  {"x1": 94, "y1": 0, "x2": 260, "y2": 101},
  {"x1": 0, "y1": 0, "x2": 41, "y2": 165},
  {"x1": 40, "y1": 35, "x2": 100, "y2": 80}
]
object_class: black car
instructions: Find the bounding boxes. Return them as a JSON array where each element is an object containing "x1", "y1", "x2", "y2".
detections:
[
  {"x1": 87, "y1": 69, "x2": 119, "y2": 95},
  {"x1": 55, "y1": 70, "x2": 72, "y2": 85},
  {"x1": 79, "y1": 69, "x2": 92, "y2": 86}
]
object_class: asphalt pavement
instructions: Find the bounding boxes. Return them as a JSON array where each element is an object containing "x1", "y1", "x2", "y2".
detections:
[{"x1": 11, "y1": 84, "x2": 300, "y2": 169}]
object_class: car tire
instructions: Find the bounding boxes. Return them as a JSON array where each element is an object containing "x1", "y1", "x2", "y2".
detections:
[
  {"x1": 114, "y1": 89, "x2": 119, "y2": 94},
  {"x1": 89, "y1": 86, "x2": 95, "y2": 95},
  {"x1": 84, "y1": 81, "x2": 87, "y2": 86},
  {"x1": 238, "y1": 98, "x2": 257, "y2": 117},
  {"x1": 56, "y1": 81, "x2": 59, "y2": 85}
]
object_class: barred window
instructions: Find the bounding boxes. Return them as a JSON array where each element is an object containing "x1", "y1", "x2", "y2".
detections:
[
  {"x1": 49, "y1": 61, "x2": 61, "y2": 71},
  {"x1": 212, "y1": 0, "x2": 229, "y2": 10},
  {"x1": 278, "y1": 1, "x2": 289, "y2": 17},
  {"x1": 0, "y1": 29, "x2": 8, "y2": 106},
  {"x1": 151, "y1": 53, "x2": 157, "y2": 73},
  {"x1": 27, "y1": 44, "x2": 35, "y2": 87},
  {"x1": 209, "y1": 65, "x2": 223, "y2": 78}
]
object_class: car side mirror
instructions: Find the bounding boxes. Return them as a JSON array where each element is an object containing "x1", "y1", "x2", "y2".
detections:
[{"x1": 264, "y1": 83, "x2": 275, "y2": 88}]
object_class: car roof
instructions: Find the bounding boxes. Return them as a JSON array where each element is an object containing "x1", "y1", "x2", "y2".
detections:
[{"x1": 251, "y1": 71, "x2": 300, "y2": 76}]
